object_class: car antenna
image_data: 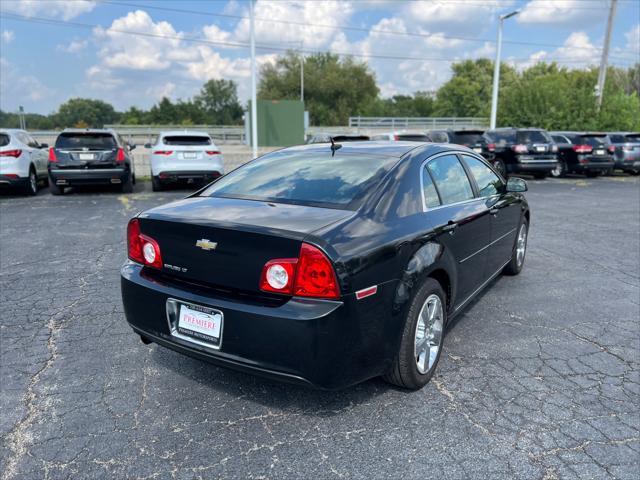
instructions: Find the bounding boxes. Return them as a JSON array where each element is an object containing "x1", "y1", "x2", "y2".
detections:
[{"x1": 330, "y1": 136, "x2": 342, "y2": 156}]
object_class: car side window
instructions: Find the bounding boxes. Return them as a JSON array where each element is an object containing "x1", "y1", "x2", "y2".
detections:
[
  {"x1": 426, "y1": 154, "x2": 474, "y2": 205},
  {"x1": 26, "y1": 135, "x2": 40, "y2": 148},
  {"x1": 421, "y1": 168, "x2": 441, "y2": 208},
  {"x1": 462, "y1": 155, "x2": 503, "y2": 198}
]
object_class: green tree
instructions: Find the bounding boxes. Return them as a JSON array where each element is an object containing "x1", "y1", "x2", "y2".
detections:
[
  {"x1": 259, "y1": 52, "x2": 379, "y2": 125},
  {"x1": 53, "y1": 98, "x2": 119, "y2": 128},
  {"x1": 194, "y1": 79, "x2": 243, "y2": 125}
]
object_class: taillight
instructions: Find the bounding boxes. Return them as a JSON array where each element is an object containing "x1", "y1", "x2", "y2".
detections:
[
  {"x1": 572, "y1": 145, "x2": 593, "y2": 154},
  {"x1": 0, "y1": 149, "x2": 22, "y2": 158},
  {"x1": 393, "y1": 135, "x2": 399, "y2": 141},
  {"x1": 607, "y1": 145, "x2": 615, "y2": 154},
  {"x1": 551, "y1": 144, "x2": 558, "y2": 153},
  {"x1": 153, "y1": 150, "x2": 173, "y2": 155},
  {"x1": 259, "y1": 243, "x2": 340, "y2": 300},
  {"x1": 512, "y1": 144, "x2": 528, "y2": 153},
  {"x1": 116, "y1": 147, "x2": 125, "y2": 163},
  {"x1": 127, "y1": 218, "x2": 163, "y2": 269},
  {"x1": 487, "y1": 143, "x2": 496, "y2": 152},
  {"x1": 205, "y1": 150, "x2": 221, "y2": 155},
  {"x1": 48, "y1": 147, "x2": 57, "y2": 163}
]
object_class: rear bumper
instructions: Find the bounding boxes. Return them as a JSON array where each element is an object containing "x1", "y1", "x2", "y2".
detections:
[
  {"x1": 513, "y1": 160, "x2": 558, "y2": 173},
  {"x1": 49, "y1": 168, "x2": 129, "y2": 186},
  {"x1": 157, "y1": 170, "x2": 222, "y2": 184},
  {"x1": 120, "y1": 262, "x2": 400, "y2": 389},
  {"x1": 0, "y1": 174, "x2": 27, "y2": 187},
  {"x1": 574, "y1": 161, "x2": 615, "y2": 172}
]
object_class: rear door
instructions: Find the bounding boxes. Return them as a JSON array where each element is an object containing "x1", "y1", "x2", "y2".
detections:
[{"x1": 422, "y1": 153, "x2": 492, "y2": 302}]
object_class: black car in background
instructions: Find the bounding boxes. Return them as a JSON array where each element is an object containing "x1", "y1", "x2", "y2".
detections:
[
  {"x1": 306, "y1": 133, "x2": 370, "y2": 144},
  {"x1": 484, "y1": 128, "x2": 558, "y2": 179},
  {"x1": 549, "y1": 132, "x2": 615, "y2": 178},
  {"x1": 428, "y1": 129, "x2": 495, "y2": 161},
  {"x1": 48, "y1": 129, "x2": 136, "y2": 194},
  {"x1": 608, "y1": 132, "x2": 640, "y2": 174},
  {"x1": 121, "y1": 142, "x2": 530, "y2": 390}
]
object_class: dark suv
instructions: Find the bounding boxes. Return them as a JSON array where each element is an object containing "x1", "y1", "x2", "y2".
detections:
[
  {"x1": 48, "y1": 129, "x2": 136, "y2": 194},
  {"x1": 607, "y1": 132, "x2": 640, "y2": 174},
  {"x1": 428, "y1": 129, "x2": 494, "y2": 161},
  {"x1": 484, "y1": 128, "x2": 558, "y2": 179},
  {"x1": 549, "y1": 132, "x2": 615, "y2": 178}
]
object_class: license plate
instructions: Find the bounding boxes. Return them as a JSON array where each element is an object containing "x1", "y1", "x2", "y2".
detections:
[
  {"x1": 535, "y1": 146, "x2": 545, "y2": 152},
  {"x1": 79, "y1": 153, "x2": 95, "y2": 160},
  {"x1": 473, "y1": 147, "x2": 482, "y2": 153},
  {"x1": 183, "y1": 152, "x2": 197, "y2": 159},
  {"x1": 595, "y1": 149, "x2": 605, "y2": 155},
  {"x1": 177, "y1": 303, "x2": 222, "y2": 346}
]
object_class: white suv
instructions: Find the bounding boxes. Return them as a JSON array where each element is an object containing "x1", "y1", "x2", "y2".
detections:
[
  {"x1": 146, "y1": 131, "x2": 224, "y2": 191},
  {"x1": 0, "y1": 129, "x2": 49, "y2": 195}
]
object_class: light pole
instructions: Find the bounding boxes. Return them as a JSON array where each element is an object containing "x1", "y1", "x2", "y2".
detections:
[
  {"x1": 249, "y1": 0, "x2": 258, "y2": 159},
  {"x1": 489, "y1": 10, "x2": 519, "y2": 129}
]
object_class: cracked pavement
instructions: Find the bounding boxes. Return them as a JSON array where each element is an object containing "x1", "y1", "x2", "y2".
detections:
[{"x1": 1, "y1": 176, "x2": 639, "y2": 479}]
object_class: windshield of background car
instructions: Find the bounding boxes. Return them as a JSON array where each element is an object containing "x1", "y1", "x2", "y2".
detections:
[
  {"x1": 580, "y1": 135, "x2": 607, "y2": 147},
  {"x1": 162, "y1": 135, "x2": 212, "y2": 146},
  {"x1": 0, "y1": 134, "x2": 9, "y2": 147},
  {"x1": 486, "y1": 131, "x2": 515, "y2": 145},
  {"x1": 55, "y1": 133, "x2": 117, "y2": 150},
  {"x1": 516, "y1": 130, "x2": 551, "y2": 143},
  {"x1": 200, "y1": 150, "x2": 399, "y2": 210},
  {"x1": 397, "y1": 135, "x2": 430, "y2": 142},
  {"x1": 451, "y1": 132, "x2": 483, "y2": 144}
]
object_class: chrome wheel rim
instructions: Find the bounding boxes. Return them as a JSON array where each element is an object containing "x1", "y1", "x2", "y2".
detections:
[
  {"x1": 551, "y1": 162, "x2": 563, "y2": 177},
  {"x1": 414, "y1": 294, "x2": 444, "y2": 374},
  {"x1": 516, "y1": 223, "x2": 527, "y2": 267},
  {"x1": 29, "y1": 172, "x2": 37, "y2": 193}
]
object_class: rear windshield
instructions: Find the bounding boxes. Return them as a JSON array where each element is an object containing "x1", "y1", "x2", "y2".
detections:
[
  {"x1": 163, "y1": 135, "x2": 211, "y2": 146},
  {"x1": 397, "y1": 134, "x2": 430, "y2": 142},
  {"x1": 516, "y1": 130, "x2": 551, "y2": 143},
  {"x1": 200, "y1": 150, "x2": 399, "y2": 209},
  {"x1": 486, "y1": 131, "x2": 515, "y2": 144},
  {"x1": 625, "y1": 134, "x2": 640, "y2": 142},
  {"x1": 0, "y1": 134, "x2": 9, "y2": 147},
  {"x1": 451, "y1": 132, "x2": 484, "y2": 145},
  {"x1": 55, "y1": 133, "x2": 116, "y2": 150},
  {"x1": 580, "y1": 135, "x2": 607, "y2": 147}
]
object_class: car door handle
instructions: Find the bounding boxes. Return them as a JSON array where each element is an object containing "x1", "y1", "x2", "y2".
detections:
[
  {"x1": 489, "y1": 208, "x2": 499, "y2": 216},
  {"x1": 442, "y1": 222, "x2": 457, "y2": 234}
]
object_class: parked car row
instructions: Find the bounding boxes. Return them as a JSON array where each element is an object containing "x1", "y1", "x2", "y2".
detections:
[{"x1": 0, "y1": 128, "x2": 225, "y2": 195}]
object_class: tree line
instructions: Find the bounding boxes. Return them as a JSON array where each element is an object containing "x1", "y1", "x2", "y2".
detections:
[{"x1": 1, "y1": 53, "x2": 638, "y2": 131}]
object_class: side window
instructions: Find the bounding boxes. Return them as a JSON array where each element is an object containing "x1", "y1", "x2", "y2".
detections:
[
  {"x1": 421, "y1": 168, "x2": 441, "y2": 208},
  {"x1": 26, "y1": 135, "x2": 40, "y2": 148},
  {"x1": 462, "y1": 155, "x2": 503, "y2": 197},
  {"x1": 426, "y1": 154, "x2": 474, "y2": 205}
]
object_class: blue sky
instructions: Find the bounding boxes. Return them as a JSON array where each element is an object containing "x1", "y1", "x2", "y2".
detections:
[{"x1": 1, "y1": 0, "x2": 638, "y2": 115}]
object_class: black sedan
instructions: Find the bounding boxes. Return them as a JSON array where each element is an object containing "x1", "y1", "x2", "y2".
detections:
[{"x1": 121, "y1": 142, "x2": 530, "y2": 390}]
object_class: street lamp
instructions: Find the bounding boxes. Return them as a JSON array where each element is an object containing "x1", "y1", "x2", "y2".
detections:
[{"x1": 489, "y1": 10, "x2": 519, "y2": 129}]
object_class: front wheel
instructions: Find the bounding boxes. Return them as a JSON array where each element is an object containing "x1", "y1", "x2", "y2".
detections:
[
  {"x1": 383, "y1": 278, "x2": 446, "y2": 390},
  {"x1": 503, "y1": 218, "x2": 528, "y2": 276}
]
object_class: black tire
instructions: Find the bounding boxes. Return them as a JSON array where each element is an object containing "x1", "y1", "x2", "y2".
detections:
[
  {"x1": 121, "y1": 174, "x2": 133, "y2": 193},
  {"x1": 49, "y1": 178, "x2": 64, "y2": 195},
  {"x1": 151, "y1": 176, "x2": 163, "y2": 192},
  {"x1": 550, "y1": 161, "x2": 566, "y2": 178},
  {"x1": 533, "y1": 172, "x2": 547, "y2": 179},
  {"x1": 503, "y1": 218, "x2": 529, "y2": 276},
  {"x1": 493, "y1": 159, "x2": 507, "y2": 178},
  {"x1": 24, "y1": 167, "x2": 38, "y2": 196},
  {"x1": 383, "y1": 278, "x2": 446, "y2": 390},
  {"x1": 585, "y1": 171, "x2": 599, "y2": 178}
]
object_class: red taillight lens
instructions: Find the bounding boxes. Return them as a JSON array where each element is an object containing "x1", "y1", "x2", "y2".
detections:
[
  {"x1": 116, "y1": 147, "x2": 125, "y2": 163},
  {"x1": 259, "y1": 243, "x2": 340, "y2": 299},
  {"x1": 393, "y1": 135, "x2": 399, "y2": 141},
  {"x1": 0, "y1": 149, "x2": 22, "y2": 158},
  {"x1": 487, "y1": 143, "x2": 496, "y2": 152},
  {"x1": 205, "y1": 150, "x2": 221, "y2": 155},
  {"x1": 127, "y1": 218, "x2": 163, "y2": 269},
  {"x1": 48, "y1": 147, "x2": 57, "y2": 163},
  {"x1": 153, "y1": 150, "x2": 173, "y2": 155},
  {"x1": 572, "y1": 144, "x2": 593, "y2": 153},
  {"x1": 607, "y1": 145, "x2": 615, "y2": 154},
  {"x1": 512, "y1": 144, "x2": 528, "y2": 153}
]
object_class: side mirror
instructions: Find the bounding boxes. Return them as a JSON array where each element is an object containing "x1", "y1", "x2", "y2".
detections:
[
  {"x1": 506, "y1": 177, "x2": 528, "y2": 193},
  {"x1": 144, "y1": 143, "x2": 151, "y2": 149},
  {"x1": 129, "y1": 144, "x2": 136, "y2": 151},
  {"x1": 39, "y1": 143, "x2": 49, "y2": 149}
]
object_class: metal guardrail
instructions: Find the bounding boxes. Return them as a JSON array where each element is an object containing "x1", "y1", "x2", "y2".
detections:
[
  {"x1": 348, "y1": 117, "x2": 489, "y2": 130},
  {"x1": 103, "y1": 125, "x2": 246, "y2": 144}
]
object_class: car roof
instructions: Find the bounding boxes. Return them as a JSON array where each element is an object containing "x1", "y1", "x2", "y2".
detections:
[
  {"x1": 60, "y1": 128, "x2": 117, "y2": 134},
  {"x1": 488, "y1": 127, "x2": 546, "y2": 132},
  {"x1": 160, "y1": 130, "x2": 211, "y2": 137},
  {"x1": 273, "y1": 141, "x2": 464, "y2": 159},
  {"x1": 0, "y1": 129, "x2": 27, "y2": 134}
]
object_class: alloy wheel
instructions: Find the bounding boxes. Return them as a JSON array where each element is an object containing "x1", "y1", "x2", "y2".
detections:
[
  {"x1": 414, "y1": 294, "x2": 444, "y2": 374},
  {"x1": 29, "y1": 171, "x2": 37, "y2": 194},
  {"x1": 516, "y1": 223, "x2": 527, "y2": 267}
]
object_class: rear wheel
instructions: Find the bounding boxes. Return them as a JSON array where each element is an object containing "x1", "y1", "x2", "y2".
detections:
[
  {"x1": 121, "y1": 174, "x2": 133, "y2": 193},
  {"x1": 550, "y1": 161, "x2": 566, "y2": 178},
  {"x1": 24, "y1": 168, "x2": 38, "y2": 196},
  {"x1": 49, "y1": 178, "x2": 64, "y2": 195},
  {"x1": 503, "y1": 218, "x2": 528, "y2": 276},
  {"x1": 493, "y1": 159, "x2": 507, "y2": 177},
  {"x1": 585, "y1": 171, "x2": 599, "y2": 178},
  {"x1": 383, "y1": 278, "x2": 446, "y2": 390},
  {"x1": 151, "y1": 176, "x2": 163, "y2": 192}
]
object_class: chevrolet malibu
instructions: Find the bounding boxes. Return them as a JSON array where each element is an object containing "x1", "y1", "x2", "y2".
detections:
[{"x1": 121, "y1": 142, "x2": 530, "y2": 390}]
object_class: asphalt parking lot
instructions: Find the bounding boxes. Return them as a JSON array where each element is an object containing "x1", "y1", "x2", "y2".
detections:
[{"x1": 1, "y1": 175, "x2": 639, "y2": 480}]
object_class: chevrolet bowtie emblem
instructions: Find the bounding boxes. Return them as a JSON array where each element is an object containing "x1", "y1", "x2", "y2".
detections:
[{"x1": 195, "y1": 239, "x2": 218, "y2": 251}]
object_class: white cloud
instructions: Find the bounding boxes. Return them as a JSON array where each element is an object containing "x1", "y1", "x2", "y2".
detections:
[
  {"x1": 146, "y1": 82, "x2": 176, "y2": 101},
  {"x1": 518, "y1": 0, "x2": 604, "y2": 25},
  {"x1": 1, "y1": 0, "x2": 95, "y2": 20},
  {"x1": 517, "y1": 31, "x2": 600, "y2": 70},
  {"x1": 57, "y1": 39, "x2": 88, "y2": 54},
  {"x1": 0, "y1": 58, "x2": 54, "y2": 110},
  {"x1": 626, "y1": 24, "x2": 640, "y2": 53},
  {"x1": 2, "y1": 30, "x2": 15, "y2": 43}
]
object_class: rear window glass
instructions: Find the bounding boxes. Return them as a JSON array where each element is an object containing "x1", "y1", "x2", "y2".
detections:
[
  {"x1": 201, "y1": 150, "x2": 399, "y2": 209},
  {"x1": 163, "y1": 135, "x2": 211, "y2": 146},
  {"x1": 626, "y1": 134, "x2": 640, "y2": 142},
  {"x1": 486, "y1": 131, "x2": 515, "y2": 145},
  {"x1": 451, "y1": 132, "x2": 484, "y2": 145},
  {"x1": 609, "y1": 134, "x2": 625, "y2": 143},
  {"x1": 397, "y1": 134, "x2": 430, "y2": 142},
  {"x1": 580, "y1": 135, "x2": 607, "y2": 147},
  {"x1": 55, "y1": 133, "x2": 116, "y2": 150},
  {"x1": 0, "y1": 134, "x2": 9, "y2": 147},
  {"x1": 516, "y1": 130, "x2": 551, "y2": 143}
]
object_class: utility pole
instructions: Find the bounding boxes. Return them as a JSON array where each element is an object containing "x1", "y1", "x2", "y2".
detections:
[
  {"x1": 300, "y1": 50, "x2": 304, "y2": 103},
  {"x1": 596, "y1": 0, "x2": 618, "y2": 111},
  {"x1": 249, "y1": 0, "x2": 258, "y2": 159},
  {"x1": 490, "y1": 10, "x2": 519, "y2": 130}
]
